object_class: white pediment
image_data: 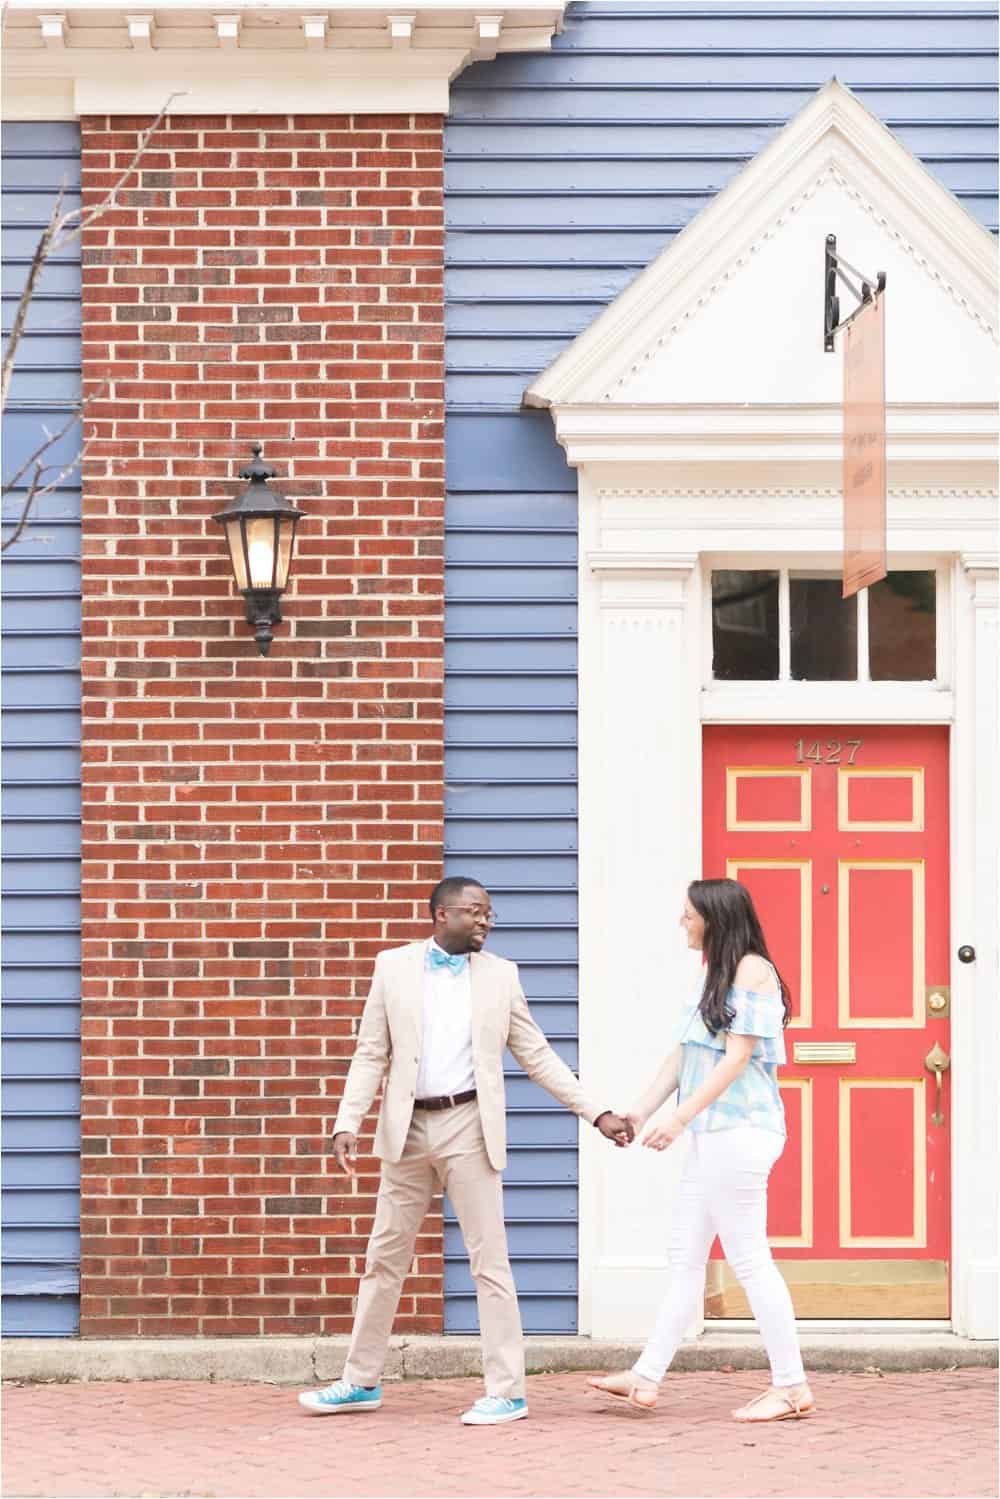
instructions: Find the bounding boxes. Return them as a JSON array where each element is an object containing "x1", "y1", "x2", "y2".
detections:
[{"x1": 525, "y1": 80, "x2": 997, "y2": 413}]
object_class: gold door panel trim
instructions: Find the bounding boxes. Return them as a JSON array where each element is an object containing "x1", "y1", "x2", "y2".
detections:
[
  {"x1": 772, "y1": 1078, "x2": 813, "y2": 1247},
  {"x1": 837, "y1": 766, "x2": 925, "y2": 832},
  {"x1": 839, "y1": 1079, "x2": 927, "y2": 1248},
  {"x1": 838, "y1": 860, "x2": 925, "y2": 1028},
  {"x1": 726, "y1": 858, "x2": 812, "y2": 1028},
  {"x1": 725, "y1": 766, "x2": 812, "y2": 832},
  {"x1": 793, "y1": 1041, "x2": 856, "y2": 1064},
  {"x1": 705, "y1": 1259, "x2": 947, "y2": 1319}
]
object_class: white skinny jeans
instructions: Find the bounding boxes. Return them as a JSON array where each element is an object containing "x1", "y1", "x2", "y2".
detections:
[{"x1": 633, "y1": 1125, "x2": 805, "y2": 1388}]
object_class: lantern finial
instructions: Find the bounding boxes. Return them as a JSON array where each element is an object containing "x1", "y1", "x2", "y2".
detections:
[{"x1": 240, "y1": 442, "x2": 276, "y2": 483}]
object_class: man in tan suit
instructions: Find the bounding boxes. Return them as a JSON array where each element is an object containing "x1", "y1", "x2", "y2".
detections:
[{"x1": 299, "y1": 876, "x2": 631, "y2": 1425}]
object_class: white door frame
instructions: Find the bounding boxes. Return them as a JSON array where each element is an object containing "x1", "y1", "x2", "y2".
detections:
[{"x1": 574, "y1": 471, "x2": 998, "y2": 1340}]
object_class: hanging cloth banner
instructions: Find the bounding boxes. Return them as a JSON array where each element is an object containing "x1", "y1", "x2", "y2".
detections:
[{"x1": 842, "y1": 291, "x2": 887, "y2": 598}]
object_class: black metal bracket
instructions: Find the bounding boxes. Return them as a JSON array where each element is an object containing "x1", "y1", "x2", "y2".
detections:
[
  {"x1": 243, "y1": 588, "x2": 284, "y2": 657},
  {"x1": 824, "y1": 233, "x2": 886, "y2": 351}
]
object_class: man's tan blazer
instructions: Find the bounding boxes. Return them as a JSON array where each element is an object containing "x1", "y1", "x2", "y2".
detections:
[{"x1": 332, "y1": 942, "x2": 602, "y2": 1171}]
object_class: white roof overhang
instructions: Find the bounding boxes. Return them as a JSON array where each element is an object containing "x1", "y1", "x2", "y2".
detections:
[{"x1": 3, "y1": 0, "x2": 565, "y2": 115}]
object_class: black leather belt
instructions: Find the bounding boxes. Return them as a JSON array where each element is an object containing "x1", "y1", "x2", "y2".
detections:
[{"x1": 413, "y1": 1089, "x2": 477, "y2": 1111}]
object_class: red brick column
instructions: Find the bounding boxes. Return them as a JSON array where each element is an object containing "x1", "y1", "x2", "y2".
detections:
[{"x1": 78, "y1": 113, "x2": 445, "y2": 1336}]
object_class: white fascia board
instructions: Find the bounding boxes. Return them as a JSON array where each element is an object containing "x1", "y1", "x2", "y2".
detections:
[
  {"x1": 561, "y1": 454, "x2": 997, "y2": 491},
  {"x1": 563, "y1": 454, "x2": 996, "y2": 492},
  {"x1": 525, "y1": 80, "x2": 998, "y2": 410},
  {"x1": 548, "y1": 402, "x2": 999, "y2": 477},
  {"x1": 64, "y1": 49, "x2": 468, "y2": 113},
  {"x1": 589, "y1": 486, "x2": 999, "y2": 561},
  {"x1": 550, "y1": 403, "x2": 999, "y2": 438},
  {"x1": 5, "y1": 46, "x2": 469, "y2": 114},
  {"x1": 2, "y1": 75, "x2": 76, "y2": 116},
  {"x1": 71, "y1": 75, "x2": 453, "y2": 115},
  {"x1": 3, "y1": 51, "x2": 466, "y2": 114}
]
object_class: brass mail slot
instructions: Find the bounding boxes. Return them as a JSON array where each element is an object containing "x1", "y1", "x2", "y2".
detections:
[{"x1": 793, "y1": 1041, "x2": 857, "y2": 1064}]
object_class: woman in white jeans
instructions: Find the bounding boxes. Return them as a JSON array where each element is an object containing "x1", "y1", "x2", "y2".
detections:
[{"x1": 589, "y1": 877, "x2": 814, "y2": 1422}]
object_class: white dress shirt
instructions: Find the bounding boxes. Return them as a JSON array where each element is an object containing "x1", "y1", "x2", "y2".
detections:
[{"x1": 415, "y1": 939, "x2": 476, "y2": 1100}]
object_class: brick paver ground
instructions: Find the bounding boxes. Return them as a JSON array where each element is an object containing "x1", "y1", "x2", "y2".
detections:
[{"x1": 2, "y1": 1370, "x2": 996, "y2": 1499}]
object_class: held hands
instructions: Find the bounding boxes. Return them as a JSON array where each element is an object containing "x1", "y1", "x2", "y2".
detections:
[
  {"x1": 336, "y1": 1111, "x2": 681, "y2": 1164},
  {"x1": 595, "y1": 1108, "x2": 686, "y2": 1152},
  {"x1": 594, "y1": 1111, "x2": 635, "y2": 1148},
  {"x1": 641, "y1": 1112, "x2": 686, "y2": 1151}
]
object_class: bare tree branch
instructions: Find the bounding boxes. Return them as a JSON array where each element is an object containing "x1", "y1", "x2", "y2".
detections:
[
  {"x1": 1, "y1": 403, "x2": 84, "y2": 501},
  {"x1": 3, "y1": 90, "x2": 187, "y2": 410},
  {"x1": 1, "y1": 425, "x2": 93, "y2": 554},
  {"x1": 2, "y1": 374, "x2": 111, "y2": 551},
  {"x1": 52, "y1": 89, "x2": 188, "y2": 246},
  {"x1": 1, "y1": 185, "x2": 66, "y2": 412},
  {"x1": 2, "y1": 467, "x2": 46, "y2": 555},
  {"x1": 1, "y1": 92, "x2": 186, "y2": 550}
]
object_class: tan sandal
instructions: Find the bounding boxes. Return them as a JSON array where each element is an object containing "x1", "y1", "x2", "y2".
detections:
[
  {"x1": 587, "y1": 1374, "x2": 658, "y2": 1411},
  {"x1": 732, "y1": 1387, "x2": 815, "y2": 1423}
]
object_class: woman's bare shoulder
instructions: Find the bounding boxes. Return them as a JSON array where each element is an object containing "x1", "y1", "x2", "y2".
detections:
[{"x1": 735, "y1": 954, "x2": 778, "y2": 994}]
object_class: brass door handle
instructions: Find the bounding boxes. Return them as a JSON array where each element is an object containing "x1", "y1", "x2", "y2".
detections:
[{"x1": 924, "y1": 1042, "x2": 950, "y2": 1127}]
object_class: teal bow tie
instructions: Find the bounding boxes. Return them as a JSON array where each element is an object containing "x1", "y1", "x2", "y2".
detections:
[{"x1": 427, "y1": 946, "x2": 468, "y2": 976}]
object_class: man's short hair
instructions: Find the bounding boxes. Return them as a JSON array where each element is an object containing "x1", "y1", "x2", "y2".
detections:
[{"x1": 429, "y1": 876, "x2": 485, "y2": 919}]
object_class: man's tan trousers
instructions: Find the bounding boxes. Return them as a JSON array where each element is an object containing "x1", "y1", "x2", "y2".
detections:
[{"x1": 343, "y1": 1098, "x2": 525, "y2": 1399}]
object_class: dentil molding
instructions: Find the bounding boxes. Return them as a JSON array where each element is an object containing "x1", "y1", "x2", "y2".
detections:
[
  {"x1": 601, "y1": 167, "x2": 831, "y2": 401},
  {"x1": 828, "y1": 165, "x2": 1000, "y2": 346}
]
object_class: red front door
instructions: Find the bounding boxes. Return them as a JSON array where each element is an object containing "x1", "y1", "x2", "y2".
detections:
[{"x1": 702, "y1": 726, "x2": 950, "y2": 1317}]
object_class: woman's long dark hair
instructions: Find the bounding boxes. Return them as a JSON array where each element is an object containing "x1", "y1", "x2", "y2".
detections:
[{"x1": 689, "y1": 878, "x2": 792, "y2": 1034}]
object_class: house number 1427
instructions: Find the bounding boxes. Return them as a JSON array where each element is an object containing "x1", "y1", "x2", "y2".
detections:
[{"x1": 794, "y1": 739, "x2": 862, "y2": 764}]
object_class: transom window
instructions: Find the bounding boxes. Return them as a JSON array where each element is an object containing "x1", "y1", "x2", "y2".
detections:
[{"x1": 710, "y1": 568, "x2": 938, "y2": 683}]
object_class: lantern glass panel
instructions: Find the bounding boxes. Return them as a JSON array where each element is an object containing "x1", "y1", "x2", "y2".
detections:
[
  {"x1": 275, "y1": 516, "x2": 297, "y2": 590},
  {"x1": 245, "y1": 516, "x2": 278, "y2": 590},
  {"x1": 224, "y1": 518, "x2": 249, "y2": 591}
]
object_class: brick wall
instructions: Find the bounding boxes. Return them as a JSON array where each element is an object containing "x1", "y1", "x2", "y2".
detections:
[{"x1": 79, "y1": 113, "x2": 445, "y2": 1336}]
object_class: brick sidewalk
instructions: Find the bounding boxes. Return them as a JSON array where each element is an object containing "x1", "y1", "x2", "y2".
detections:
[{"x1": 3, "y1": 1370, "x2": 995, "y2": 1498}]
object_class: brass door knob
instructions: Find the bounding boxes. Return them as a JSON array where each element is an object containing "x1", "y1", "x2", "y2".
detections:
[{"x1": 924, "y1": 1042, "x2": 950, "y2": 1127}]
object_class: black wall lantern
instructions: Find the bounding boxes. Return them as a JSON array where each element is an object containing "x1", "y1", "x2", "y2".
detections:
[{"x1": 214, "y1": 443, "x2": 303, "y2": 655}]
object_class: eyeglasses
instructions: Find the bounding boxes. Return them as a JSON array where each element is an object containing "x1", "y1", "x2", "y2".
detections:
[{"x1": 444, "y1": 905, "x2": 498, "y2": 926}]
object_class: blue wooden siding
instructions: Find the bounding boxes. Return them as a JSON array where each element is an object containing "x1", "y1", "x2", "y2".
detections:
[
  {"x1": 442, "y1": 483, "x2": 580, "y2": 1332},
  {"x1": 1, "y1": 121, "x2": 83, "y2": 1336},
  {"x1": 442, "y1": 2, "x2": 998, "y2": 1332}
]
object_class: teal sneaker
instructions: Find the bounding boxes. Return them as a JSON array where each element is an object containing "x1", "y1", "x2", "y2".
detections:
[
  {"x1": 298, "y1": 1378, "x2": 382, "y2": 1415},
  {"x1": 460, "y1": 1395, "x2": 528, "y2": 1426}
]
